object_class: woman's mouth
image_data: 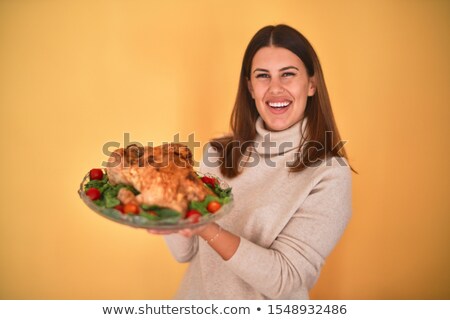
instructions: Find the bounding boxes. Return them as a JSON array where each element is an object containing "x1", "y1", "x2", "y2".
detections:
[
  {"x1": 267, "y1": 101, "x2": 291, "y2": 108},
  {"x1": 266, "y1": 100, "x2": 292, "y2": 114}
]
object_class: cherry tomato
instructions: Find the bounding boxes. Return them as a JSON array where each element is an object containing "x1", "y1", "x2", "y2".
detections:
[
  {"x1": 86, "y1": 188, "x2": 101, "y2": 201},
  {"x1": 123, "y1": 203, "x2": 140, "y2": 214},
  {"x1": 89, "y1": 168, "x2": 104, "y2": 180},
  {"x1": 201, "y1": 176, "x2": 216, "y2": 186},
  {"x1": 114, "y1": 204, "x2": 125, "y2": 213},
  {"x1": 186, "y1": 210, "x2": 201, "y2": 223},
  {"x1": 207, "y1": 201, "x2": 221, "y2": 213}
]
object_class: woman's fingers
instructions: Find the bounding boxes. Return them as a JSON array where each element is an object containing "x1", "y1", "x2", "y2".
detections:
[
  {"x1": 179, "y1": 224, "x2": 209, "y2": 237},
  {"x1": 146, "y1": 223, "x2": 210, "y2": 237},
  {"x1": 146, "y1": 229, "x2": 174, "y2": 235},
  {"x1": 178, "y1": 229, "x2": 195, "y2": 237}
]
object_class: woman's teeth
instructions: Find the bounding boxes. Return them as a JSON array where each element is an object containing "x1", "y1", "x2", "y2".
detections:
[{"x1": 268, "y1": 101, "x2": 291, "y2": 108}]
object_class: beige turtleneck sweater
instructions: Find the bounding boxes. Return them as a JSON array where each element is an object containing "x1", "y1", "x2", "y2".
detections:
[{"x1": 164, "y1": 117, "x2": 352, "y2": 299}]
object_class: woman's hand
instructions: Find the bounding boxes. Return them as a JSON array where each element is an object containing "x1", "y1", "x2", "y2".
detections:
[
  {"x1": 149, "y1": 222, "x2": 239, "y2": 261},
  {"x1": 178, "y1": 224, "x2": 209, "y2": 237},
  {"x1": 146, "y1": 223, "x2": 208, "y2": 237},
  {"x1": 146, "y1": 229, "x2": 176, "y2": 235}
]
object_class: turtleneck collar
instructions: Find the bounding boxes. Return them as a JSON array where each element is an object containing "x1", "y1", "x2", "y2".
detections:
[{"x1": 253, "y1": 116, "x2": 307, "y2": 156}]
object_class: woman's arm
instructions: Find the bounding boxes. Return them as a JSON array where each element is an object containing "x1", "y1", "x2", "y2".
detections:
[
  {"x1": 193, "y1": 223, "x2": 241, "y2": 260},
  {"x1": 157, "y1": 222, "x2": 240, "y2": 262}
]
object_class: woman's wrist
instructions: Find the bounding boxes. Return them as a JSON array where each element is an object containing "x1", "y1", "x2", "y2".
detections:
[
  {"x1": 198, "y1": 223, "x2": 222, "y2": 244},
  {"x1": 196, "y1": 222, "x2": 240, "y2": 260}
]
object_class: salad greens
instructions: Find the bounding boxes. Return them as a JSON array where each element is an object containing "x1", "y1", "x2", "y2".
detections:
[{"x1": 84, "y1": 174, "x2": 138, "y2": 209}]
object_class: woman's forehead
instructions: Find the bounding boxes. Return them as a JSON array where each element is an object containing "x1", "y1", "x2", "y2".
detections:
[{"x1": 252, "y1": 47, "x2": 304, "y2": 70}]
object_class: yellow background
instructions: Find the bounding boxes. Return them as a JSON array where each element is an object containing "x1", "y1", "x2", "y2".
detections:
[{"x1": 1, "y1": 0, "x2": 449, "y2": 299}]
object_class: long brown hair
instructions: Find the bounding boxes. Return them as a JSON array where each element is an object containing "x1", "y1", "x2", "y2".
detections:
[{"x1": 211, "y1": 24, "x2": 352, "y2": 178}]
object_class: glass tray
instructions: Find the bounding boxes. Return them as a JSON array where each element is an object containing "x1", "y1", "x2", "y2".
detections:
[{"x1": 78, "y1": 171, "x2": 233, "y2": 230}]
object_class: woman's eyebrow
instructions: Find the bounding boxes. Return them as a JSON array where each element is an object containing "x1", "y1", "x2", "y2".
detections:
[
  {"x1": 253, "y1": 66, "x2": 299, "y2": 73},
  {"x1": 280, "y1": 66, "x2": 299, "y2": 71},
  {"x1": 253, "y1": 68, "x2": 269, "y2": 73}
]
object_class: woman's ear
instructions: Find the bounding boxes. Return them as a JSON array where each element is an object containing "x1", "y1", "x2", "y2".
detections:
[
  {"x1": 247, "y1": 78, "x2": 255, "y2": 99},
  {"x1": 308, "y1": 76, "x2": 317, "y2": 96}
]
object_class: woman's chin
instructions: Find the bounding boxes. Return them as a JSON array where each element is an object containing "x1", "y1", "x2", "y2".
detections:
[
  {"x1": 264, "y1": 120, "x2": 289, "y2": 132},
  {"x1": 263, "y1": 116, "x2": 303, "y2": 132}
]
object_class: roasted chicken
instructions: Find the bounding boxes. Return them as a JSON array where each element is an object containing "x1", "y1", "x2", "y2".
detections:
[{"x1": 106, "y1": 143, "x2": 213, "y2": 216}]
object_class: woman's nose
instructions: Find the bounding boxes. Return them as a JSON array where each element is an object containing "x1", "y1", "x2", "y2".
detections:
[{"x1": 269, "y1": 78, "x2": 285, "y2": 94}]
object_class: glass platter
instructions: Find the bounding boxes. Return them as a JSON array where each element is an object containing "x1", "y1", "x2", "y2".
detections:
[{"x1": 78, "y1": 171, "x2": 233, "y2": 230}]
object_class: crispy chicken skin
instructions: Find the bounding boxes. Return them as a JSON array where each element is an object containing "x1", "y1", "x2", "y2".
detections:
[{"x1": 106, "y1": 143, "x2": 213, "y2": 216}]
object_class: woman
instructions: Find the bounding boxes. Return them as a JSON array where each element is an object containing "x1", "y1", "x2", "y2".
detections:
[{"x1": 161, "y1": 24, "x2": 352, "y2": 299}]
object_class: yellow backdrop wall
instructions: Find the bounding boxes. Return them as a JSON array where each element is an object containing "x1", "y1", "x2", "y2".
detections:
[{"x1": 1, "y1": 0, "x2": 449, "y2": 299}]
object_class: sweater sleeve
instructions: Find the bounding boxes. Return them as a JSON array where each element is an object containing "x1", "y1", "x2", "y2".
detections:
[
  {"x1": 163, "y1": 234, "x2": 199, "y2": 263},
  {"x1": 224, "y1": 162, "x2": 352, "y2": 299}
]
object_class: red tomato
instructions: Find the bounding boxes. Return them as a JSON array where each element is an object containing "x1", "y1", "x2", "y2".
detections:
[
  {"x1": 89, "y1": 168, "x2": 104, "y2": 180},
  {"x1": 201, "y1": 176, "x2": 216, "y2": 186},
  {"x1": 207, "y1": 201, "x2": 221, "y2": 213},
  {"x1": 186, "y1": 210, "x2": 201, "y2": 223},
  {"x1": 86, "y1": 188, "x2": 101, "y2": 201},
  {"x1": 114, "y1": 204, "x2": 125, "y2": 213},
  {"x1": 123, "y1": 203, "x2": 140, "y2": 214}
]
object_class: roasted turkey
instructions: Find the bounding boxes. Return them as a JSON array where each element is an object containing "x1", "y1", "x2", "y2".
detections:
[{"x1": 105, "y1": 143, "x2": 213, "y2": 216}]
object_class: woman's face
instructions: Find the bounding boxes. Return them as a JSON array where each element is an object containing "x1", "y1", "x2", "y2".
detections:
[{"x1": 247, "y1": 46, "x2": 316, "y2": 131}]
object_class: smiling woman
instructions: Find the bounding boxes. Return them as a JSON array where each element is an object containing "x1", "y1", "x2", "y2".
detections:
[
  {"x1": 157, "y1": 24, "x2": 354, "y2": 300},
  {"x1": 210, "y1": 24, "x2": 351, "y2": 178}
]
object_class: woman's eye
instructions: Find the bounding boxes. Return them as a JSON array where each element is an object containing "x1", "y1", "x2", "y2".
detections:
[
  {"x1": 282, "y1": 72, "x2": 296, "y2": 77},
  {"x1": 255, "y1": 73, "x2": 270, "y2": 79}
]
